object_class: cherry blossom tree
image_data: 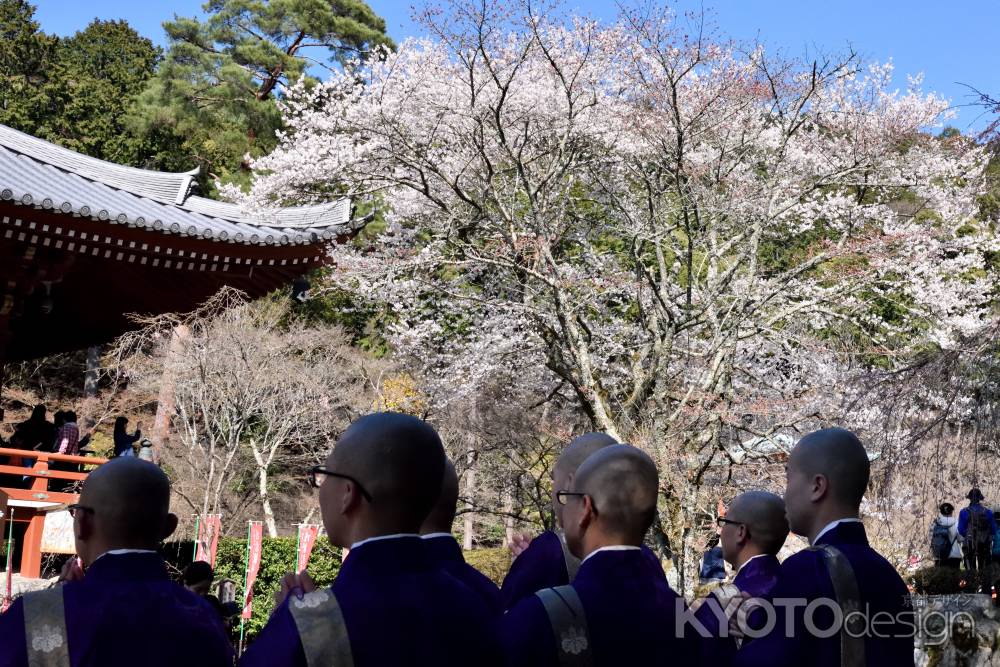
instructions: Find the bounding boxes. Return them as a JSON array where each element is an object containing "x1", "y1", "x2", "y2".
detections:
[{"x1": 233, "y1": 1, "x2": 995, "y2": 589}]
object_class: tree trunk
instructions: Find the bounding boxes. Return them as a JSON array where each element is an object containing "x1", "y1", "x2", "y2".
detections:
[
  {"x1": 250, "y1": 442, "x2": 279, "y2": 537},
  {"x1": 462, "y1": 439, "x2": 476, "y2": 550},
  {"x1": 152, "y1": 325, "x2": 189, "y2": 447},
  {"x1": 82, "y1": 345, "x2": 100, "y2": 428},
  {"x1": 259, "y1": 466, "x2": 278, "y2": 538}
]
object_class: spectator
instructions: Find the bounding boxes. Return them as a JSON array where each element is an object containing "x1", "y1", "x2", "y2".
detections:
[
  {"x1": 183, "y1": 561, "x2": 226, "y2": 620},
  {"x1": 137, "y1": 438, "x2": 156, "y2": 463},
  {"x1": 930, "y1": 502, "x2": 962, "y2": 568},
  {"x1": 699, "y1": 543, "x2": 727, "y2": 584},
  {"x1": 959, "y1": 488, "x2": 996, "y2": 574},
  {"x1": 51, "y1": 410, "x2": 66, "y2": 452},
  {"x1": 11, "y1": 405, "x2": 55, "y2": 453},
  {"x1": 55, "y1": 410, "x2": 81, "y2": 455},
  {"x1": 113, "y1": 416, "x2": 142, "y2": 458}
]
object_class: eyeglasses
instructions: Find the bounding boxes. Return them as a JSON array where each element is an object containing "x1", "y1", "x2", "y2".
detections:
[
  {"x1": 716, "y1": 517, "x2": 744, "y2": 528},
  {"x1": 555, "y1": 491, "x2": 589, "y2": 506},
  {"x1": 67, "y1": 504, "x2": 95, "y2": 518},
  {"x1": 308, "y1": 465, "x2": 373, "y2": 503}
]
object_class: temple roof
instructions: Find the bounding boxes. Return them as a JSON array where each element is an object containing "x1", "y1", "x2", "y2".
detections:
[{"x1": 0, "y1": 123, "x2": 352, "y2": 245}]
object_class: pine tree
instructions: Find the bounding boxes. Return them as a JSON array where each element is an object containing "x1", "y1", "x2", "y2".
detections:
[{"x1": 128, "y1": 0, "x2": 394, "y2": 194}]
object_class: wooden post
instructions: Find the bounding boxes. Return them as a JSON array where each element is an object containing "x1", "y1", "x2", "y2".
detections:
[{"x1": 20, "y1": 512, "x2": 44, "y2": 578}]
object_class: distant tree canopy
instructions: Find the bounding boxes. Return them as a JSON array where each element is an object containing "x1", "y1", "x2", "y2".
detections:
[
  {"x1": 0, "y1": 1, "x2": 160, "y2": 163},
  {"x1": 127, "y1": 0, "x2": 394, "y2": 195}
]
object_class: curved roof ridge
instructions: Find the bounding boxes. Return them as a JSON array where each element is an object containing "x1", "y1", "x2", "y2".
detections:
[
  {"x1": 0, "y1": 123, "x2": 199, "y2": 205},
  {"x1": 181, "y1": 195, "x2": 351, "y2": 229}
]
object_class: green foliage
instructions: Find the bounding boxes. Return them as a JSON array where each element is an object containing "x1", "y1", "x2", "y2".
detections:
[
  {"x1": 0, "y1": 0, "x2": 57, "y2": 133},
  {"x1": 128, "y1": 0, "x2": 393, "y2": 195},
  {"x1": 163, "y1": 537, "x2": 342, "y2": 641},
  {"x1": 40, "y1": 20, "x2": 161, "y2": 163},
  {"x1": 463, "y1": 547, "x2": 511, "y2": 586},
  {"x1": 0, "y1": 3, "x2": 159, "y2": 163}
]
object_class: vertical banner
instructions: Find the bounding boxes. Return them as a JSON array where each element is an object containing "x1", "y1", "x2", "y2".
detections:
[
  {"x1": 241, "y1": 521, "x2": 264, "y2": 620},
  {"x1": 296, "y1": 524, "x2": 320, "y2": 573},
  {"x1": 194, "y1": 514, "x2": 223, "y2": 567},
  {"x1": 208, "y1": 514, "x2": 222, "y2": 568}
]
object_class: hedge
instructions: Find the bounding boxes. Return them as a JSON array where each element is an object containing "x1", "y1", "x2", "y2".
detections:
[
  {"x1": 161, "y1": 538, "x2": 343, "y2": 642},
  {"x1": 909, "y1": 564, "x2": 1000, "y2": 595}
]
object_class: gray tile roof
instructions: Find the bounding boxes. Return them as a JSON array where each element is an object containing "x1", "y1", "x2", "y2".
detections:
[{"x1": 0, "y1": 124, "x2": 353, "y2": 246}]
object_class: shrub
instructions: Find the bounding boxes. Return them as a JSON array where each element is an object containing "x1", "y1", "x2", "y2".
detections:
[
  {"x1": 161, "y1": 537, "x2": 342, "y2": 642},
  {"x1": 910, "y1": 566, "x2": 976, "y2": 595},
  {"x1": 464, "y1": 547, "x2": 511, "y2": 585}
]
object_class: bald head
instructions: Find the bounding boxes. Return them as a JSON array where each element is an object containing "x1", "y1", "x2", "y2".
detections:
[
  {"x1": 555, "y1": 433, "x2": 618, "y2": 478},
  {"x1": 78, "y1": 457, "x2": 174, "y2": 551},
  {"x1": 727, "y1": 491, "x2": 789, "y2": 556},
  {"x1": 791, "y1": 428, "x2": 870, "y2": 508},
  {"x1": 573, "y1": 445, "x2": 658, "y2": 543},
  {"x1": 326, "y1": 412, "x2": 445, "y2": 531},
  {"x1": 421, "y1": 459, "x2": 459, "y2": 534}
]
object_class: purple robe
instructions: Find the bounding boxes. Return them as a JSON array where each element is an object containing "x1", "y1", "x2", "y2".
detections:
[
  {"x1": 0, "y1": 552, "x2": 233, "y2": 667},
  {"x1": 422, "y1": 535, "x2": 502, "y2": 617},
  {"x1": 239, "y1": 535, "x2": 499, "y2": 667},
  {"x1": 734, "y1": 522, "x2": 914, "y2": 667},
  {"x1": 499, "y1": 548, "x2": 697, "y2": 666},
  {"x1": 499, "y1": 530, "x2": 666, "y2": 612},
  {"x1": 693, "y1": 554, "x2": 782, "y2": 665}
]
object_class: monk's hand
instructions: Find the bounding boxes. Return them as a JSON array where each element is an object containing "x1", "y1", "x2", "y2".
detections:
[
  {"x1": 59, "y1": 556, "x2": 85, "y2": 584},
  {"x1": 508, "y1": 532, "x2": 534, "y2": 558},
  {"x1": 274, "y1": 571, "x2": 318, "y2": 606}
]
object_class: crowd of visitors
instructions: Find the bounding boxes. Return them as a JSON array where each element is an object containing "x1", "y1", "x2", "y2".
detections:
[
  {"x1": 929, "y1": 488, "x2": 1000, "y2": 590},
  {"x1": 0, "y1": 414, "x2": 929, "y2": 666},
  {"x1": 0, "y1": 406, "x2": 153, "y2": 488}
]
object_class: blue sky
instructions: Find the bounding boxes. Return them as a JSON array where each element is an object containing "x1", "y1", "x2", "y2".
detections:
[{"x1": 34, "y1": 0, "x2": 1000, "y2": 134}]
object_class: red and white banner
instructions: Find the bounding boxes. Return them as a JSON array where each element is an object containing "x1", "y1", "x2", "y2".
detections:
[
  {"x1": 195, "y1": 514, "x2": 223, "y2": 567},
  {"x1": 296, "y1": 524, "x2": 320, "y2": 573},
  {"x1": 242, "y1": 521, "x2": 264, "y2": 620}
]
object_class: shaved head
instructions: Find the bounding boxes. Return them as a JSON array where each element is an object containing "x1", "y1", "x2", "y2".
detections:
[
  {"x1": 572, "y1": 445, "x2": 658, "y2": 544},
  {"x1": 791, "y1": 428, "x2": 870, "y2": 507},
  {"x1": 727, "y1": 491, "x2": 789, "y2": 556},
  {"x1": 554, "y1": 433, "x2": 618, "y2": 478},
  {"x1": 325, "y1": 412, "x2": 445, "y2": 534},
  {"x1": 552, "y1": 432, "x2": 618, "y2": 528},
  {"x1": 784, "y1": 427, "x2": 870, "y2": 540},
  {"x1": 421, "y1": 459, "x2": 459, "y2": 534},
  {"x1": 77, "y1": 457, "x2": 175, "y2": 556}
]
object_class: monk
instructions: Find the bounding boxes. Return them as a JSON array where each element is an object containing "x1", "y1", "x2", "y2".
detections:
[
  {"x1": 500, "y1": 445, "x2": 695, "y2": 665},
  {"x1": 693, "y1": 491, "x2": 788, "y2": 664},
  {"x1": 420, "y1": 459, "x2": 502, "y2": 616},
  {"x1": 500, "y1": 433, "x2": 617, "y2": 610},
  {"x1": 735, "y1": 428, "x2": 913, "y2": 667},
  {"x1": 0, "y1": 458, "x2": 233, "y2": 667},
  {"x1": 240, "y1": 412, "x2": 498, "y2": 667}
]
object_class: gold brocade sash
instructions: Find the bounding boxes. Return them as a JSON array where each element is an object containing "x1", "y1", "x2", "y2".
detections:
[
  {"x1": 22, "y1": 586, "x2": 70, "y2": 667},
  {"x1": 288, "y1": 589, "x2": 354, "y2": 667}
]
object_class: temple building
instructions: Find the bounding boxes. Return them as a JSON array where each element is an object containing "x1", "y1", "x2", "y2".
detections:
[
  {"x1": 0, "y1": 123, "x2": 356, "y2": 361},
  {"x1": 0, "y1": 123, "x2": 354, "y2": 581}
]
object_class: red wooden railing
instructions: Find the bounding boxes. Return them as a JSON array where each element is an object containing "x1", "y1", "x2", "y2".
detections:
[{"x1": 0, "y1": 446, "x2": 108, "y2": 577}]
